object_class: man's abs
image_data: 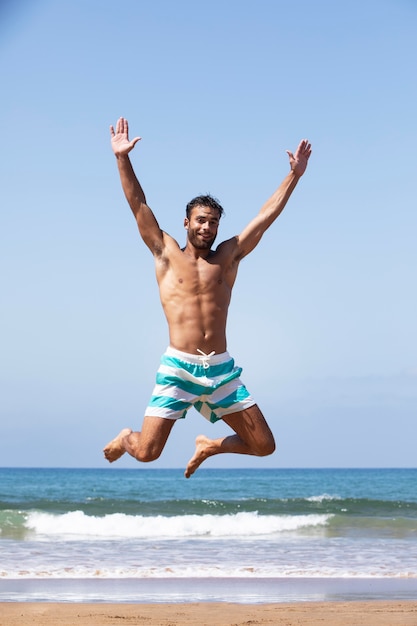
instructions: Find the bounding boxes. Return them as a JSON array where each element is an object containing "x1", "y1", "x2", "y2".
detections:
[{"x1": 163, "y1": 294, "x2": 229, "y2": 354}]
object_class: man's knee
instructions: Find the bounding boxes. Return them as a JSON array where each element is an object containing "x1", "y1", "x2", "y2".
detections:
[
  {"x1": 128, "y1": 416, "x2": 175, "y2": 463},
  {"x1": 250, "y1": 409, "x2": 276, "y2": 456},
  {"x1": 132, "y1": 447, "x2": 162, "y2": 463},
  {"x1": 127, "y1": 437, "x2": 163, "y2": 463},
  {"x1": 256, "y1": 434, "x2": 276, "y2": 457}
]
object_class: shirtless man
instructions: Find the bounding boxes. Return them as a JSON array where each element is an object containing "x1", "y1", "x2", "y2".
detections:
[{"x1": 104, "y1": 118, "x2": 311, "y2": 477}]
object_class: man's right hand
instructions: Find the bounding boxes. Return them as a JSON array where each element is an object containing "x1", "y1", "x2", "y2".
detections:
[{"x1": 110, "y1": 117, "x2": 141, "y2": 157}]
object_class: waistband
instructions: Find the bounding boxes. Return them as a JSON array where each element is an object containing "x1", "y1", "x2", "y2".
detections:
[{"x1": 166, "y1": 346, "x2": 231, "y2": 367}]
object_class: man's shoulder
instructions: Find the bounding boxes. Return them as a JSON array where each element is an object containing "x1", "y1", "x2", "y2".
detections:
[
  {"x1": 213, "y1": 236, "x2": 243, "y2": 266},
  {"x1": 150, "y1": 232, "x2": 180, "y2": 270},
  {"x1": 153, "y1": 231, "x2": 180, "y2": 255},
  {"x1": 215, "y1": 236, "x2": 238, "y2": 255}
]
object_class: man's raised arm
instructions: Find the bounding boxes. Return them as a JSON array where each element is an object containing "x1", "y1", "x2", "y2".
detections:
[
  {"x1": 110, "y1": 117, "x2": 163, "y2": 253},
  {"x1": 234, "y1": 139, "x2": 312, "y2": 259}
]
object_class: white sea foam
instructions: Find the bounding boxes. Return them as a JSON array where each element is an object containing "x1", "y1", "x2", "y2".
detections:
[
  {"x1": 3, "y1": 510, "x2": 416, "y2": 583},
  {"x1": 305, "y1": 494, "x2": 339, "y2": 503},
  {"x1": 2, "y1": 563, "x2": 417, "y2": 580},
  {"x1": 25, "y1": 511, "x2": 331, "y2": 540}
]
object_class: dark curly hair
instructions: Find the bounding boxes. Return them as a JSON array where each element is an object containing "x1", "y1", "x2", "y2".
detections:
[{"x1": 186, "y1": 195, "x2": 225, "y2": 220}]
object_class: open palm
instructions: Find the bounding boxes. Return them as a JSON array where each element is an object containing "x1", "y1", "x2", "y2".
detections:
[{"x1": 110, "y1": 117, "x2": 141, "y2": 156}]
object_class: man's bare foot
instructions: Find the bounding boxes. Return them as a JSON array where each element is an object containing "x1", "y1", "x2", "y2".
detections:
[
  {"x1": 103, "y1": 428, "x2": 132, "y2": 463},
  {"x1": 184, "y1": 434, "x2": 216, "y2": 478}
]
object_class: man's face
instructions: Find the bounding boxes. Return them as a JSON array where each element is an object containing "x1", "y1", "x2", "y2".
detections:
[{"x1": 184, "y1": 206, "x2": 220, "y2": 250}]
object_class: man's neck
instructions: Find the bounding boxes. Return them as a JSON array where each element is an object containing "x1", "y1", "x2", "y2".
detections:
[{"x1": 182, "y1": 243, "x2": 214, "y2": 260}]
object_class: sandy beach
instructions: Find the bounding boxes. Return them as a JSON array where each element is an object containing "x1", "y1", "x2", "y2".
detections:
[{"x1": 1, "y1": 601, "x2": 417, "y2": 625}]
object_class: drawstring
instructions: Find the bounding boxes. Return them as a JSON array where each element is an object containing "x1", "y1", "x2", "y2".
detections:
[{"x1": 197, "y1": 349, "x2": 215, "y2": 369}]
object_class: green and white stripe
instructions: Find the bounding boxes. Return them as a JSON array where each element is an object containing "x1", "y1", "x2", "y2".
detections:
[{"x1": 145, "y1": 347, "x2": 255, "y2": 423}]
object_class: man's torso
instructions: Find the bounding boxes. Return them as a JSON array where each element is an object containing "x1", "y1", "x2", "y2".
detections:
[{"x1": 154, "y1": 234, "x2": 240, "y2": 354}]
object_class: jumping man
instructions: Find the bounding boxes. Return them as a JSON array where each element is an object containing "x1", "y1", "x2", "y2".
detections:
[{"x1": 104, "y1": 118, "x2": 311, "y2": 477}]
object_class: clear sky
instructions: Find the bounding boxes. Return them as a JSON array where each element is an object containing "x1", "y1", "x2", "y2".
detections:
[{"x1": 1, "y1": 0, "x2": 416, "y2": 469}]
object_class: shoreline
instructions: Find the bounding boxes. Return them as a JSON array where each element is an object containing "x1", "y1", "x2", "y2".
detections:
[
  {"x1": 1, "y1": 601, "x2": 417, "y2": 626},
  {"x1": 2, "y1": 576, "x2": 417, "y2": 604}
]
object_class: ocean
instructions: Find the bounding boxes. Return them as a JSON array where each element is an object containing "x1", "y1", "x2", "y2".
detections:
[{"x1": 1, "y1": 467, "x2": 417, "y2": 603}]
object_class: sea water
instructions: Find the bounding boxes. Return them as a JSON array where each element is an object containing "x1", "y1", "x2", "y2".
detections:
[{"x1": 0, "y1": 467, "x2": 416, "y2": 602}]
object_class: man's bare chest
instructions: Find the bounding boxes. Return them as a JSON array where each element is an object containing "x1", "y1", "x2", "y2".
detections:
[
  {"x1": 157, "y1": 253, "x2": 234, "y2": 298},
  {"x1": 172, "y1": 262, "x2": 226, "y2": 293}
]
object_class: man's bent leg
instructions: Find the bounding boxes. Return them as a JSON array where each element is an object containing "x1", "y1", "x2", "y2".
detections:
[
  {"x1": 104, "y1": 416, "x2": 176, "y2": 464},
  {"x1": 184, "y1": 405, "x2": 275, "y2": 478}
]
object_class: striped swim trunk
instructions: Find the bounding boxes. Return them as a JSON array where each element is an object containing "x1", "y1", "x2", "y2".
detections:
[{"x1": 145, "y1": 346, "x2": 256, "y2": 423}]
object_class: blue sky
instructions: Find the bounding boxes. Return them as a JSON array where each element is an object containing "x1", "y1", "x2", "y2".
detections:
[{"x1": 1, "y1": 0, "x2": 416, "y2": 469}]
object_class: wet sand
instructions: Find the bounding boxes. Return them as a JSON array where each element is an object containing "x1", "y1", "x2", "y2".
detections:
[{"x1": 1, "y1": 601, "x2": 417, "y2": 625}]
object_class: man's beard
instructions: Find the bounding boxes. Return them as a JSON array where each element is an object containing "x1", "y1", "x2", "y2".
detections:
[{"x1": 187, "y1": 229, "x2": 216, "y2": 249}]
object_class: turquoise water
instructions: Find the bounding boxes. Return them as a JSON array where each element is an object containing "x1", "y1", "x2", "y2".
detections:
[{"x1": 1, "y1": 467, "x2": 416, "y2": 601}]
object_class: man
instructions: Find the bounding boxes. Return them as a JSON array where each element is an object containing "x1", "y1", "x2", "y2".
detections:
[{"x1": 104, "y1": 117, "x2": 311, "y2": 477}]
